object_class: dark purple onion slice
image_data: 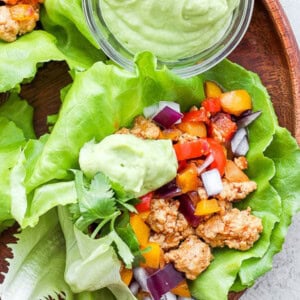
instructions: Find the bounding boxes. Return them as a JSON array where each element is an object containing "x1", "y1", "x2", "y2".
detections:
[
  {"x1": 146, "y1": 264, "x2": 185, "y2": 300},
  {"x1": 236, "y1": 110, "x2": 262, "y2": 128},
  {"x1": 154, "y1": 179, "x2": 182, "y2": 199},
  {"x1": 178, "y1": 194, "x2": 201, "y2": 227}
]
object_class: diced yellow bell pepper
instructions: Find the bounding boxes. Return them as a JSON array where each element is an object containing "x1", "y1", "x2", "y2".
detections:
[
  {"x1": 224, "y1": 160, "x2": 249, "y2": 182},
  {"x1": 130, "y1": 214, "x2": 150, "y2": 247},
  {"x1": 177, "y1": 121, "x2": 207, "y2": 137},
  {"x1": 141, "y1": 242, "x2": 161, "y2": 269},
  {"x1": 220, "y1": 90, "x2": 252, "y2": 116},
  {"x1": 194, "y1": 199, "x2": 220, "y2": 216},
  {"x1": 120, "y1": 267, "x2": 133, "y2": 286},
  {"x1": 205, "y1": 81, "x2": 223, "y2": 98},
  {"x1": 176, "y1": 163, "x2": 200, "y2": 193},
  {"x1": 171, "y1": 279, "x2": 191, "y2": 297}
]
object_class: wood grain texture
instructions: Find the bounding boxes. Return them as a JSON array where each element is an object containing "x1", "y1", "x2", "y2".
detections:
[
  {"x1": 229, "y1": 0, "x2": 300, "y2": 144},
  {"x1": 0, "y1": 0, "x2": 299, "y2": 299}
]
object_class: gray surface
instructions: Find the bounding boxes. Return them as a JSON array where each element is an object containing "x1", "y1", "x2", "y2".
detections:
[{"x1": 241, "y1": 1, "x2": 300, "y2": 300}]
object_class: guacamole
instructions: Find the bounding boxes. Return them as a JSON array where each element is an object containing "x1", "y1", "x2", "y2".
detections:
[
  {"x1": 79, "y1": 134, "x2": 178, "y2": 197},
  {"x1": 100, "y1": 0, "x2": 240, "y2": 61}
]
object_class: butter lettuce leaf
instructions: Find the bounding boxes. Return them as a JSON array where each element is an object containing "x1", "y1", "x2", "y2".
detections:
[
  {"x1": 189, "y1": 60, "x2": 281, "y2": 300},
  {"x1": 0, "y1": 209, "x2": 73, "y2": 300},
  {"x1": 25, "y1": 52, "x2": 205, "y2": 191},
  {"x1": 41, "y1": 0, "x2": 106, "y2": 70},
  {"x1": 58, "y1": 206, "x2": 135, "y2": 299},
  {"x1": 231, "y1": 126, "x2": 300, "y2": 291},
  {"x1": 0, "y1": 31, "x2": 64, "y2": 93}
]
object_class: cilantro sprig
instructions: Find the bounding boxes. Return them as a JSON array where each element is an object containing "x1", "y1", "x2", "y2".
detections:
[{"x1": 69, "y1": 170, "x2": 142, "y2": 267}]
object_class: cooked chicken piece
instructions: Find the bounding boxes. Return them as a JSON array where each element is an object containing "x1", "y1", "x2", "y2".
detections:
[
  {"x1": 150, "y1": 225, "x2": 194, "y2": 250},
  {"x1": 146, "y1": 198, "x2": 193, "y2": 250},
  {"x1": 164, "y1": 235, "x2": 213, "y2": 280},
  {"x1": 117, "y1": 116, "x2": 161, "y2": 139},
  {"x1": 0, "y1": 3, "x2": 40, "y2": 42},
  {"x1": 197, "y1": 179, "x2": 257, "y2": 202},
  {"x1": 218, "y1": 180, "x2": 257, "y2": 202},
  {"x1": 234, "y1": 156, "x2": 248, "y2": 170},
  {"x1": 196, "y1": 207, "x2": 263, "y2": 251}
]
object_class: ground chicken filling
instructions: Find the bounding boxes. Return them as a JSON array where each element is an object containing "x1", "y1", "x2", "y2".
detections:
[
  {"x1": 118, "y1": 88, "x2": 263, "y2": 285},
  {"x1": 0, "y1": 0, "x2": 43, "y2": 42}
]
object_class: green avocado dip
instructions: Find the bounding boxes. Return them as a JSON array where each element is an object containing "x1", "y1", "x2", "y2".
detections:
[
  {"x1": 100, "y1": 0, "x2": 240, "y2": 61},
  {"x1": 79, "y1": 134, "x2": 178, "y2": 197}
]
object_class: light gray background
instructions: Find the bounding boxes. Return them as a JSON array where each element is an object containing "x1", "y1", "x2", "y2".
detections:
[{"x1": 241, "y1": 1, "x2": 300, "y2": 299}]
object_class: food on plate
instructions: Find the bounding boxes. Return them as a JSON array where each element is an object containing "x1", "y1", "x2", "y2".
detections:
[
  {"x1": 0, "y1": 0, "x2": 43, "y2": 42},
  {"x1": 0, "y1": 1, "x2": 299, "y2": 297},
  {"x1": 79, "y1": 86, "x2": 261, "y2": 297},
  {"x1": 100, "y1": 0, "x2": 240, "y2": 60}
]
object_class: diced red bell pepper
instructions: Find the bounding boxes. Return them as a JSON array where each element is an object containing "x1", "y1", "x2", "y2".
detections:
[
  {"x1": 206, "y1": 138, "x2": 227, "y2": 176},
  {"x1": 209, "y1": 112, "x2": 237, "y2": 142},
  {"x1": 202, "y1": 98, "x2": 222, "y2": 114},
  {"x1": 181, "y1": 107, "x2": 210, "y2": 124},
  {"x1": 135, "y1": 192, "x2": 153, "y2": 213},
  {"x1": 173, "y1": 139, "x2": 210, "y2": 161}
]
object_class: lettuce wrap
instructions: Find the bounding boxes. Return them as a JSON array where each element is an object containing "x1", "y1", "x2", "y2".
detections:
[{"x1": 0, "y1": 52, "x2": 299, "y2": 300}]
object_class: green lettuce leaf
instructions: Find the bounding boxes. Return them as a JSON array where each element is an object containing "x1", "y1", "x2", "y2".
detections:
[
  {"x1": 0, "y1": 209, "x2": 73, "y2": 300},
  {"x1": 41, "y1": 0, "x2": 106, "y2": 70},
  {"x1": 0, "y1": 31, "x2": 64, "y2": 92},
  {"x1": 189, "y1": 60, "x2": 281, "y2": 300},
  {"x1": 58, "y1": 206, "x2": 135, "y2": 299},
  {"x1": 25, "y1": 52, "x2": 204, "y2": 191},
  {"x1": 0, "y1": 93, "x2": 35, "y2": 139},
  {"x1": 231, "y1": 126, "x2": 300, "y2": 291}
]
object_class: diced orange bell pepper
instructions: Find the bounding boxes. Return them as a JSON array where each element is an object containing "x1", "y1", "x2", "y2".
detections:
[
  {"x1": 204, "y1": 81, "x2": 223, "y2": 98},
  {"x1": 141, "y1": 242, "x2": 162, "y2": 269},
  {"x1": 224, "y1": 160, "x2": 249, "y2": 182},
  {"x1": 130, "y1": 214, "x2": 150, "y2": 247},
  {"x1": 171, "y1": 279, "x2": 191, "y2": 297},
  {"x1": 120, "y1": 267, "x2": 133, "y2": 286},
  {"x1": 176, "y1": 163, "x2": 200, "y2": 193},
  {"x1": 138, "y1": 211, "x2": 151, "y2": 221},
  {"x1": 159, "y1": 128, "x2": 182, "y2": 141},
  {"x1": 194, "y1": 199, "x2": 220, "y2": 216},
  {"x1": 220, "y1": 90, "x2": 252, "y2": 116},
  {"x1": 177, "y1": 121, "x2": 207, "y2": 137}
]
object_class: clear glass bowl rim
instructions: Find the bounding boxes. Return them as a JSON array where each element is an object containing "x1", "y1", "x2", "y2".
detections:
[{"x1": 83, "y1": 0, "x2": 255, "y2": 78}]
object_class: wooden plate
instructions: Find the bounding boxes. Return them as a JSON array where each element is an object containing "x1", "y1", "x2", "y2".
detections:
[{"x1": 0, "y1": 0, "x2": 299, "y2": 299}]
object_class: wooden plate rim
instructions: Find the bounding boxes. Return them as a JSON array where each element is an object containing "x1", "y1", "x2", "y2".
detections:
[{"x1": 262, "y1": 0, "x2": 300, "y2": 143}]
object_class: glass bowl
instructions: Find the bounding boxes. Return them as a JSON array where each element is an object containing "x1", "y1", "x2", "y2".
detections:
[{"x1": 82, "y1": 0, "x2": 254, "y2": 78}]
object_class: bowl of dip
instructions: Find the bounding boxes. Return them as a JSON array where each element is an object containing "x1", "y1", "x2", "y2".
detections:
[{"x1": 83, "y1": 0, "x2": 254, "y2": 77}]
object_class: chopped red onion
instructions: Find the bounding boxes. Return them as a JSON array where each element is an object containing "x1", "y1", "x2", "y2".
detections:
[
  {"x1": 178, "y1": 194, "x2": 201, "y2": 227},
  {"x1": 197, "y1": 153, "x2": 214, "y2": 175},
  {"x1": 154, "y1": 179, "x2": 182, "y2": 199},
  {"x1": 234, "y1": 135, "x2": 249, "y2": 156},
  {"x1": 152, "y1": 106, "x2": 183, "y2": 128},
  {"x1": 146, "y1": 264, "x2": 185, "y2": 300},
  {"x1": 201, "y1": 168, "x2": 223, "y2": 196},
  {"x1": 133, "y1": 267, "x2": 149, "y2": 292},
  {"x1": 231, "y1": 128, "x2": 247, "y2": 154},
  {"x1": 236, "y1": 110, "x2": 262, "y2": 128}
]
